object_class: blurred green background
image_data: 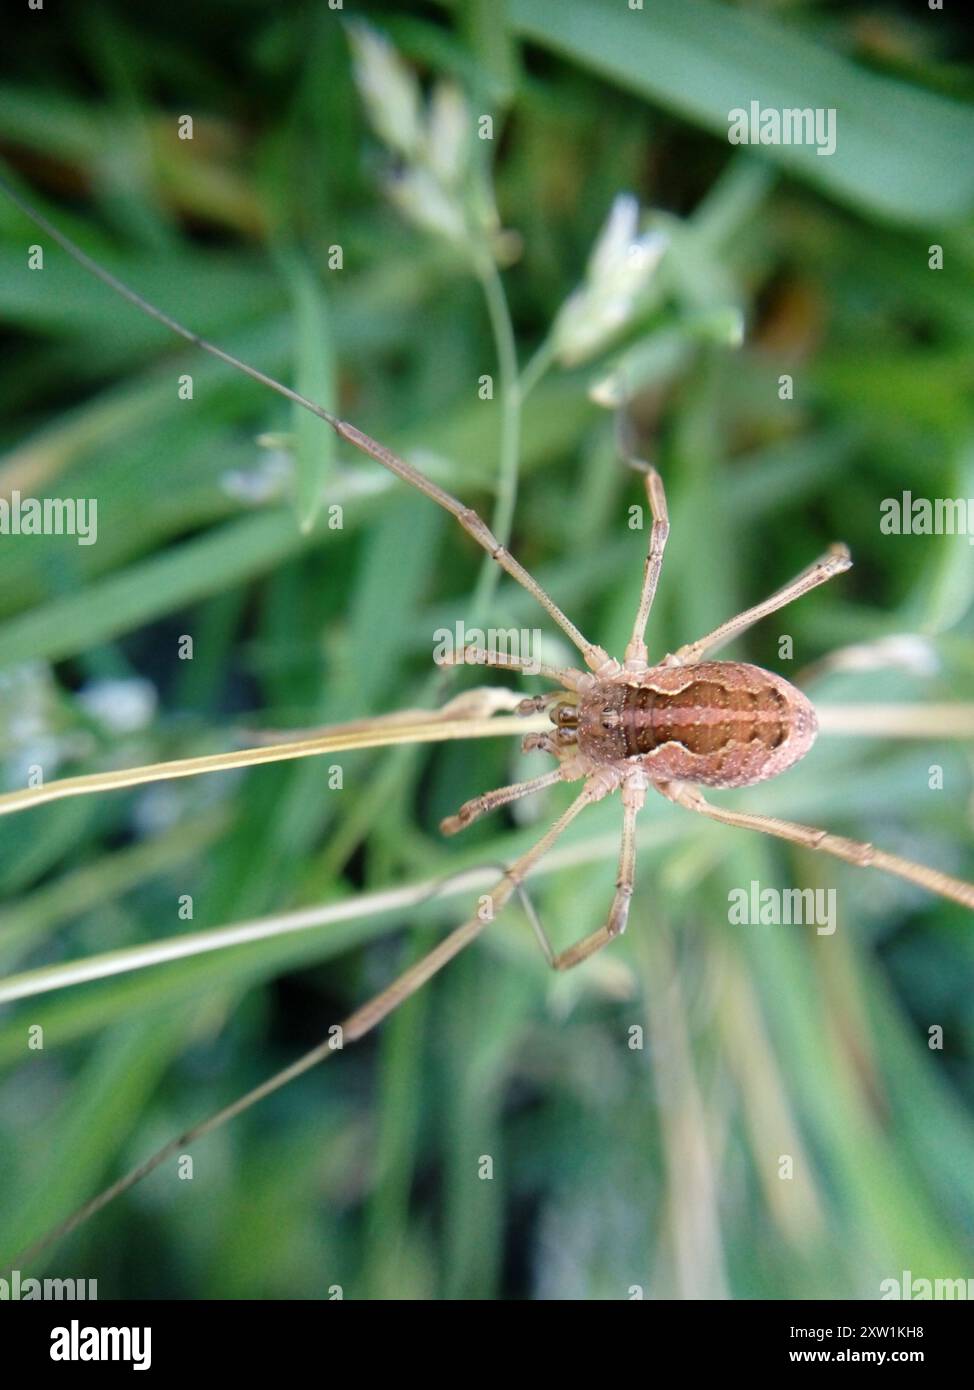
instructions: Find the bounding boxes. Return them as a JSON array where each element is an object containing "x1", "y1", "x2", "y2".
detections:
[{"x1": 1, "y1": 0, "x2": 973, "y2": 1300}]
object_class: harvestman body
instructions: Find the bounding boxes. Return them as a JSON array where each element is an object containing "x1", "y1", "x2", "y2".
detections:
[{"x1": 2, "y1": 178, "x2": 973, "y2": 1259}]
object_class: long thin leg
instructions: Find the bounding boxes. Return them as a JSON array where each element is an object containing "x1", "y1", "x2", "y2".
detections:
[
  {"x1": 440, "y1": 645, "x2": 588, "y2": 690},
  {"x1": 0, "y1": 178, "x2": 615, "y2": 678},
  {"x1": 11, "y1": 779, "x2": 600, "y2": 1268},
  {"x1": 659, "y1": 781, "x2": 974, "y2": 910},
  {"x1": 336, "y1": 421, "x2": 614, "y2": 674},
  {"x1": 440, "y1": 767, "x2": 565, "y2": 835},
  {"x1": 670, "y1": 544, "x2": 851, "y2": 666},
  {"x1": 532, "y1": 776, "x2": 647, "y2": 971},
  {"x1": 343, "y1": 782, "x2": 600, "y2": 1036},
  {"x1": 624, "y1": 465, "x2": 670, "y2": 671}
]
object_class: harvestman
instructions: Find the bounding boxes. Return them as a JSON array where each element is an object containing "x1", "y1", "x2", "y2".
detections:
[{"x1": 2, "y1": 179, "x2": 973, "y2": 1259}]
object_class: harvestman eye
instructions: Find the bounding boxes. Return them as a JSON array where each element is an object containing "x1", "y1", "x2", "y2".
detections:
[{"x1": 2, "y1": 177, "x2": 972, "y2": 1264}]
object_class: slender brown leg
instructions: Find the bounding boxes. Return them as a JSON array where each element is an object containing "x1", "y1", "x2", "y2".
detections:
[
  {"x1": 532, "y1": 776, "x2": 647, "y2": 971},
  {"x1": 440, "y1": 767, "x2": 565, "y2": 835},
  {"x1": 330, "y1": 425, "x2": 617, "y2": 675},
  {"x1": 659, "y1": 781, "x2": 974, "y2": 910},
  {"x1": 13, "y1": 779, "x2": 601, "y2": 1266},
  {"x1": 341, "y1": 779, "x2": 602, "y2": 1037},
  {"x1": 670, "y1": 544, "x2": 851, "y2": 666},
  {"x1": 440, "y1": 645, "x2": 589, "y2": 690},
  {"x1": 624, "y1": 465, "x2": 670, "y2": 671},
  {"x1": 0, "y1": 180, "x2": 615, "y2": 678}
]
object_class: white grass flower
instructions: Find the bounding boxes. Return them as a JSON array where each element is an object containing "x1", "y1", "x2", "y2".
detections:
[
  {"x1": 348, "y1": 26, "x2": 501, "y2": 260},
  {"x1": 221, "y1": 446, "x2": 292, "y2": 504},
  {"x1": 346, "y1": 22, "x2": 423, "y2": 162},
  {"x1": 427, "y1": 81, "x2": 470, "y2": 188},
  {"x1": 552, "y1": 194, "x2": 668, "y2": 366},
  {"x1": 77, "y1": 678, "x2": 158, "y2": 734},
  {"x1": 386, "y1": 166, "x2": 468, "y2": 246}
]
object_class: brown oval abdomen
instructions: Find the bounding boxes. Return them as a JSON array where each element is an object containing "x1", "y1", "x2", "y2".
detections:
[
  {"x1": 621, "y1": 679, "x2": 787, "y2": 758},
  {"x1": 576, "y1": 661, "x2": 818, "y2": 788}
]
